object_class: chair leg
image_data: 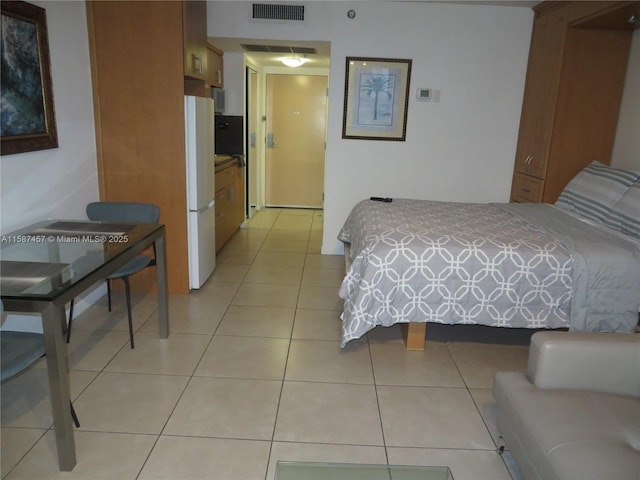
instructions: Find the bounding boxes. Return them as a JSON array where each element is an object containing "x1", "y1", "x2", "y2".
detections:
[
  {"x1": 66, "y1": 299, "x2": 75, "y2": 344},
  {"x1": 107, "y1": 279, "x2": 112, "y2": 312},
  {"x1": 70, "y1": 401, "x2": 80, "y2": 428},
  {"x1": 123, "y1": 277, "x2": 134, "y2": 349}
]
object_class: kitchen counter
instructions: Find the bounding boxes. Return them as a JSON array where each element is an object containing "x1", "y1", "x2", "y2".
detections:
[{"x1": 214, "y1": 154, "x2": 238, "y2": 171}]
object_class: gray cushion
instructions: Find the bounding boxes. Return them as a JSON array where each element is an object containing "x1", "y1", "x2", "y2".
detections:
[{"x1": 555, "y1": 161, "x2": 639, "y2": 224}]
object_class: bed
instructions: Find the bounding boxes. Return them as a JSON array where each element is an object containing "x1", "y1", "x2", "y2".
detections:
[{"x1": 338, "y1": 161, "x2": 640, "y2": 350}]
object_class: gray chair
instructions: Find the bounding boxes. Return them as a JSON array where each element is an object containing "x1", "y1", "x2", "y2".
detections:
[
  {"x1": 1, "y1": 331, "x2": 80, "y2": 428},
  {"x1": 66, "y1": 201, "x2": 160, "y2": 349},
  {"x1": 1, "y1": 301, "x2": 80, "y2": 428}
]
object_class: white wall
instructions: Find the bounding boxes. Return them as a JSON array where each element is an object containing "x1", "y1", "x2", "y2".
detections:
[
  {"x1": 1, "y1": 1, "x2": 98, "y2": 232},
  {"x1": 208, "y1": 1, "x2": 534, "y2": 254},
  {"x1": 611, "y1": 30, "x2": 640, "y2": 172},
  {"x1": 1, "y1": 1, "x2": 100, "y2": 330}
]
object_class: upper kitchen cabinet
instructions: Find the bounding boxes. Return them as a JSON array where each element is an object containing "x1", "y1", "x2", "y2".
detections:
[
  {"x1": 183, "y1": 0, "x2": 209, "y2": 96},
  {"x1": 510, "y1": 1, "x2": 636, "y2": 203},
  {"x1": 87, "y1": 0, "x2": 208, "y2": 294},
  {"x1": 207, "y1": 43, "x2": 224, "y2": 88}
]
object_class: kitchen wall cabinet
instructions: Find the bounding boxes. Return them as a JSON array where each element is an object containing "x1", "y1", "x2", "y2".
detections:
[
  {"x1": 183, "y1": 1, "x2": 210, "y2": 97},
  {"x1": 207, "y1": 43, "x2": 224, "y2": 88},
  {"x1": 183, "y1": 0, "x2": 207, "y2": 81},
  {"x1": 87, "y1": 0, "x2": 209, "y2": 294},
  {"x1": 510, "y1": 1, "x2": 636, "y2": 203}
]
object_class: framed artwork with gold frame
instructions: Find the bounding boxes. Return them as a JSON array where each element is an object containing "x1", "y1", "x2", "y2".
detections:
[{"x1": 1, "y1": 1, "x2": 58, "y2": 155}]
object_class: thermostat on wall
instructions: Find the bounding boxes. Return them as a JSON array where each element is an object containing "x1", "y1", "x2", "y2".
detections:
[{"x1": 416, "y1": 88, "x2": 440, "y2": 103}]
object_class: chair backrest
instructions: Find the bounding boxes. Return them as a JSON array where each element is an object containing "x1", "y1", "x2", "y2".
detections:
[
  {"x1": 1, "y1": 296, "x2": 46, "y2": 383},
  {"x1": 86, "y1": 202, "x2": 160, "y2": 224},
  {"x1": 1, "y1": 331, "x2": 46, "y2": 382}
]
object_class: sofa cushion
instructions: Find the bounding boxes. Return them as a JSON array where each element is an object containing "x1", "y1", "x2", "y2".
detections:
[
  {"x1": 528, "y1": 331, "x2": 640, "y2": 397},
  {"x1": 495, "y1": 371, "x2": 640, "y2": 480}
]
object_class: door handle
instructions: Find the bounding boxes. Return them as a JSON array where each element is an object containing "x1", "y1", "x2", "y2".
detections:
[{"x1": 266, "y1": 132, "x2": 277, "y2": 148}]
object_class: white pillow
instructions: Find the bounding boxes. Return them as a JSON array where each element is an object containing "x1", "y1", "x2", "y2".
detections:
[{"x1": 555, "y1": 161, "x2": 640, "y2": 224}]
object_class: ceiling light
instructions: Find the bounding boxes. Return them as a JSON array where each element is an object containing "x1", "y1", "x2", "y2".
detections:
[{"x1": 281, "y1": 57, "x2": 308, "y2": 67}]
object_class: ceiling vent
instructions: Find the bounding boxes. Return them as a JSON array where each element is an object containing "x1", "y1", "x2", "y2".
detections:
[
  {"x1": 251, "y1": 3, "x2": 305, "y2": 22},
  {"x1": 241, "y1": 44, "x2": 317, "y2": 55}
]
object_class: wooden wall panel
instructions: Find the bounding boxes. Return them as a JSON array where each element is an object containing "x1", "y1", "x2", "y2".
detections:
[
  {"x1": 87, "y1": 1, "x2": 190, "y2": 294},
  {"x1": 544, "y1": 27, "x2": 631, "y2": 202}
]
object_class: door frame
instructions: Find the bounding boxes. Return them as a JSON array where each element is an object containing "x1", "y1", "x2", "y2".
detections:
[
  {"x1": 246, "y1": 64, "x2": 329, "y2": 211},
  {"x1": 245, "y1": 64, "x2": 260, "y2": 218}
]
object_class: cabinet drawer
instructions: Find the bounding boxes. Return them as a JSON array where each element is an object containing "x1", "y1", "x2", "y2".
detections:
[
  {"x1": 215, "y1": 167, "x2": 234, "y2": 192},
  {"x1": 512, "y1": 174, "x2": 544, "y2": 203}
]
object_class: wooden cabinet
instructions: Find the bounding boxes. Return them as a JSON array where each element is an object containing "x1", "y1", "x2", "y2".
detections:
[
  {"x1": 233, "y1": 160, "x2": 246, "y2": 231},
  {"x1": 215, "y1": 158, "x2": 244, "y2": 251},
  {"x1": 87, "y1": 1, "x2": 209, "y2": 294},
  {"x1": 215, "y1": 165, "x2": 234, "y2": 252},
  {"x1": 207, "y1": 43, "x2": 224, "y2": 88},
  {"x1": 183, "y1": 0, "x2": 207, "y2": 81},
  {"x1": 183, "y1": 0, "x2": 210, "y2": 97},
  {"x1": 568, "y1": 1, "x2": 640, "y2": 29},
  {"x1": 512, "y1": 173, "x2": 544, "y2": 203},
  {"x1": 512, "y1": 5, "x2": 567, "y2": 184},
  {"x1": 510, "y1": 1, "x2": 635, "y2": 203}
]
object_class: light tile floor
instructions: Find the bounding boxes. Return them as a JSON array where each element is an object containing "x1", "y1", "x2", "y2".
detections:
[{"x1": 1, "y1": 208, "x2": 528, "y2": 480}]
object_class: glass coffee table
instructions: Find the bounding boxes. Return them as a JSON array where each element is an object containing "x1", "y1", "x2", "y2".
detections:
[{"x1": 275, "y1": 461, "x2": 454, "y2": 480}]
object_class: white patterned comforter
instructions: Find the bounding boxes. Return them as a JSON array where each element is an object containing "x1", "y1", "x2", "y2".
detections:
[{"x1": 338, "y1": 199, "x2": 640, "y2": 347}]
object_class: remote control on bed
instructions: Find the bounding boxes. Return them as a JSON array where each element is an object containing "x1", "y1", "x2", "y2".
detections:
[{"x1": 370, "y1": 197, "x2": 393, "y2": 203}]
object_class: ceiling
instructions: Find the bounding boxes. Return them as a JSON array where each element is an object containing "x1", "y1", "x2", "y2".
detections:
[
  {"x1": 209, "y1": 37, "x2": 331, "y2": 69},
  {"x1": 209, "y1": 1, "x2": 536, "y2": 69}
]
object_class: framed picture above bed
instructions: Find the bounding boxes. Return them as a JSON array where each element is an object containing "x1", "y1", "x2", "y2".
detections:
[
  {"x1": 342, "y1": 57, "x2": 412, "y2": 141},
  {"x1": 1, "y1": 1, "x2": 58, "y2": 155}
]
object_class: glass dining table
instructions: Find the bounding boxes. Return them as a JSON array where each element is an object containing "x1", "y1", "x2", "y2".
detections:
[{"x1": 0, "y1": 219, "x2": 169, "y2": 471}]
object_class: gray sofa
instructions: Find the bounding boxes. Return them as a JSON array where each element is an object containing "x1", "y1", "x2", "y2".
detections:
[{"x1": 494, "y1": 331, "x2": 640, "y2": 480}]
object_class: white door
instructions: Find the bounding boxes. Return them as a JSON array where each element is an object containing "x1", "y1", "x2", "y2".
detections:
[{"x1": 265, "y1": 74, "x2": 327, "y2": 208}]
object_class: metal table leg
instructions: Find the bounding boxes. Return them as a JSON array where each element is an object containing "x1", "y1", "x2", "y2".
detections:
[
  {"x1": 155, "y1": 231, "x2": 169, "y2": 339},
  {"x1": 41, "y1": 302, "x2": 76, "y2": 471}
]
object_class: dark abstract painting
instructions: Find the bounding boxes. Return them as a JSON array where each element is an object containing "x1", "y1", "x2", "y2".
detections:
[
  {"x1": 1, "y1": 1, "x2": 57, "y2": 155},
  {"x1": 1, "y1": 12, "x2": 45, "y2": 134}
]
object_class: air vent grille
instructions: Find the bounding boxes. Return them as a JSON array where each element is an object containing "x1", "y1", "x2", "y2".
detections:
[
  {"x1": 252, "y1": 3, "x2": 305, "y2": 22},
  {"x1": 241, "y1": 44, "x2": 317, "y2": 55}
]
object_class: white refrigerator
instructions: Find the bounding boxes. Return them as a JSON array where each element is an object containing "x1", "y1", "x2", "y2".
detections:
[{"x1": 185, "y1": 95, "x2": 216, "y2": 289}]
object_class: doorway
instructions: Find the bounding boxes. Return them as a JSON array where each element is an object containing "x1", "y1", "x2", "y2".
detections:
[{"x1": 265, "y1": 74, "x2": 327, "y2": 208}]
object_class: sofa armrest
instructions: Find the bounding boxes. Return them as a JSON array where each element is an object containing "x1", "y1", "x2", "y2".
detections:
[{"x1": 527, "y1": 331, "x2": 640, "y2": 397}]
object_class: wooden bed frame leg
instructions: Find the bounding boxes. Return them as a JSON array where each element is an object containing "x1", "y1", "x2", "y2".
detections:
[{"x1": 401, "y1": 323, "x2": 426, "y2": 351}]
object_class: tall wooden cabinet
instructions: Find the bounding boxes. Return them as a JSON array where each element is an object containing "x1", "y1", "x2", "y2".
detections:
[
  {"x1": 87, "y1": 1, "x2": 209, "y2": 294},
  {"x1": 510, "y1": 1, "x2": 637, "y2": 203}
]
